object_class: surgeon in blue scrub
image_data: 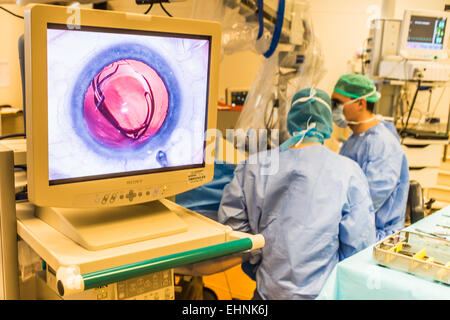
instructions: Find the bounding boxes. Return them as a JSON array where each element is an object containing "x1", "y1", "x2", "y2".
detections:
[
  {"x1": 218, "y1": 88, "x2": 376, "y2": 300},
  {"x1": 331, "y1": 74, "x2": 410, "y2": 241}
]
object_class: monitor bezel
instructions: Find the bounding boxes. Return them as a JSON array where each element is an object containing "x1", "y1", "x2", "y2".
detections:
[
  {"x1": 45, "y1": 23, "x2": 211, "y2": 186},
  {"x1": 398, "y1": 9, "x2": 450, "y2": 60},
  {"x1": 25, "y1": 4, "x2": 221, "y2": 208}
]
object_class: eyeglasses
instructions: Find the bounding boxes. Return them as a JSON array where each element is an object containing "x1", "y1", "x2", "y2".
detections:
[
  {"x1": 331, "y1": 98, "x2": 343, "y2": 110},
  {"x1": 331, "y1": 97, "x2": 363, "y2": 110}
]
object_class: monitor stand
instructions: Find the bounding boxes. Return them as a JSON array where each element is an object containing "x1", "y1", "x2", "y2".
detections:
[{"x1": 35, "y1": 200, "x2": 188, "y2": 251}]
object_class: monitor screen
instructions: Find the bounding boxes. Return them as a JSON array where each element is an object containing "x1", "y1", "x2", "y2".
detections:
[
  {"x1": 47, "y1": 24, "x2": 211, "y2": 185},
  {"x1": 406, "y1": 15, "x2": 447, "y2": 50}
]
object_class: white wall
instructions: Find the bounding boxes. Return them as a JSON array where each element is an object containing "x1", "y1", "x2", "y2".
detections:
[
  {"x1": 309, "y1": 0, "x2": 380, "y2": 91},
  {"x1": 0, "y1": 4, "x2": 25, "y2": 109}
]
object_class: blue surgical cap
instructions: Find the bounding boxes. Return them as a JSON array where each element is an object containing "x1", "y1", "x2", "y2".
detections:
[
  {"x1": 280, "y1": 88, "x2": 333, "y2": 151},
  {"x1": 287, "y1": 88, "x2": 333, "y2": 138}
]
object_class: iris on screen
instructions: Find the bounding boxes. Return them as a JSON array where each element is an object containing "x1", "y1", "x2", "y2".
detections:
[
  {"x1": 84, "y1": 59, "x2": 169, "y2": 149},
  {"x1": 46, "y1": 26, "x2": 210, "y2": 183}
]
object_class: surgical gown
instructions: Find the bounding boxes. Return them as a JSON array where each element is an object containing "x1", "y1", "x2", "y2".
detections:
[
  {"x1": 218, "y1": 145, "x2": 376, "y2": 300},
  {"x1": 339, "y1": 121, "x2": 410, "y2": 241}
]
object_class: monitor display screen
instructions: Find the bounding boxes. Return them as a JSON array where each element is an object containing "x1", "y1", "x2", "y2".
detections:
[
  {"x1": 47, "y1": 24, "x2": 211, "y2": 185},
  {"x1": 406, "y1": 15, "x2": 447, "y2": 50}
]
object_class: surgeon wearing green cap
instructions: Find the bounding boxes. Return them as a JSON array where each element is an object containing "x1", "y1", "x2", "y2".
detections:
[
  {"x1": 218, "y1": 88, "x2": 375, "y2": 300},
  {"x1": 331, "y1": 74, "x2": 410, "y2": 241}
]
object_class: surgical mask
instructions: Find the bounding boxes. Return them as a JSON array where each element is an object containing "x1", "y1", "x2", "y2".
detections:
[
  {"x1": 332, "y1": 104, "x2": 348, "y2": 128},
  {"x1": 331, "y1": 89, "x2": 380, "y2": 128}
]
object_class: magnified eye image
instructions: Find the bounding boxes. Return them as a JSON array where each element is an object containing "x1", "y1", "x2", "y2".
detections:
[
  {"x1": 46, "y1": 25, "x2": 210, "y2": 184},
  {"x1": 84, "y1": 59, "x2": 169, "y2": 148}
]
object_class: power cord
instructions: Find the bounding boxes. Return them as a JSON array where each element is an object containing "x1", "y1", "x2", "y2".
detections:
[
  {"x1": 159, "y1": 1, "x2": 172, "y2": 17},
  {"x1": 361, "y1": 38, "x2": 369, "y2": 75},
  {"x1": 264, "y1": 99, "x2": 278, "y2": 130},
  {"x1": 430, "y1": 86, "x2": 447, "y2": 119},
  {"x1": 400, "y1": 78, "x2": 422, "y2": 142},
  {"x1": 144, "y1": 3, "x2": 153, "y2": 14},
  {"x1": 139, "y1": 1, "x2": 172, "y2": 16},
  {"x1": 0, "y1": 6, "x2": 24, "y2": 19}
]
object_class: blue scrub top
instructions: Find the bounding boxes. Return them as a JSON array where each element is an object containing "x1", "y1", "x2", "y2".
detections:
[
  {"x1": 382, "y1": 121, "x2": 400, "y2": 141},
  {"x1": 218, "y1": 145, "x2": 376, "y2": 300},
  {"x1": 339, "y1": 121, "x2": 410, "y2": 241}
]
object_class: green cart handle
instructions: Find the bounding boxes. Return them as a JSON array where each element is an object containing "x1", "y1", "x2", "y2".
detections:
[{"x1": 56, "y1": 234, "x2": 264, "y2": 296}]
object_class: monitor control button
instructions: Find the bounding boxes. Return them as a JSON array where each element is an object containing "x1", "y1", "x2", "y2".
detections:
[
  {"x1": 126, "y1": 190, "x2": 137, "y2": 202},
  {"x1": 110, "y1": 193, "x2": 117, "y2": 203},
  {"x1": 101, "y1": 194, "x2": 109, "y2": 204}
]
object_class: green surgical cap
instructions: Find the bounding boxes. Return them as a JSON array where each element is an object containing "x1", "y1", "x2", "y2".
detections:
[
  {"x1": 333, "y1": 74, "x2": 380, "y2": 103},
  {"x1": 286, "y1": 88, "x2": 333, "y2": 140}
]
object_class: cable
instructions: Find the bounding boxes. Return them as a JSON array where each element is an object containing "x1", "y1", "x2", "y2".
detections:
[
  {"x1": 263, "y1": 0, "x2": 285, "y2": 58},
  {"x1": 426, "y1": 87, "x2": 433, "y2": 114},
  {"x1": 144, "y1": 3, "x2": 154, "y2": 14},
  {"x1": 361, "y1": 38, "x2": 368, "y2": 75},
  {"x1": 0, "y1": 6, "x2": 24, "y2": 19},
  {"x1": 0, "y1": 133, "x2": 26, "y2": 140},
  {"x1": 404, "y1": 80, "x2": 421, "y2": 131},
  {"x1": 256, "y1": 0, "x2": 264, "y2": 39},
  {"x1": 400, "y1": 79, "x2": 421, "y2": 142},
  {"x1": 159, "y1": 1, "x2": 172, "y2": 17},
  {"x1": 393, "y1": 86, "x2": 405, "y2": 127},
  {"x1": 401, "y1": 108, "x2": 422, "y2": 128},
  {"x1": 396, "y1": 62, "x2": 411, "y2": 127},
  {"x1": 401, "y1": 85, "x2": 411, "y2": 127},
  {"x1": 430, "y1": 86, "x2": 447, "y2": 119},
  {"x1": 264, "y1": 100, "x2": 277, "y2": 129}
]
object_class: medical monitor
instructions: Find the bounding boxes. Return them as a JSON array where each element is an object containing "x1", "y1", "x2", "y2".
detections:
[
  {"x1": 398, "y1": 10, "x2": 450, "y2": 60},
  {"x1": 25, "y1": 4, "x2": 221, "y2": 208}
]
